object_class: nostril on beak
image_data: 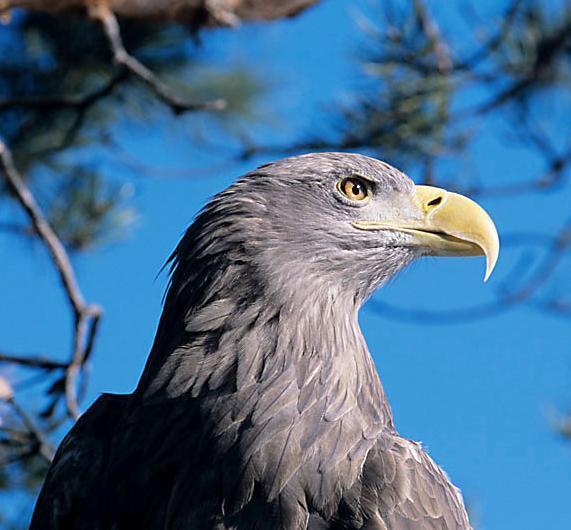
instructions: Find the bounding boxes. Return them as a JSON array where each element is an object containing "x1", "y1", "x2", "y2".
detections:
[{"x1": 426, "y1": 196, "x2": 443, "y2": 208}]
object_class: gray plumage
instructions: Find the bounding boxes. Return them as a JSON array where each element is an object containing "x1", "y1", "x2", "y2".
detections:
[{"x1": 30, "y1": 153, "x2": 471, "y2": 530}]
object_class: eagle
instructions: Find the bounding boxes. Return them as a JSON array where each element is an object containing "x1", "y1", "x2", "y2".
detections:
[{"x1": 30, "y1": 153, "x2": 499, "y2": 530}]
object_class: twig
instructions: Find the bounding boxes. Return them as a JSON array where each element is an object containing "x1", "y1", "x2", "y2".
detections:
[
  {"x1": 1, "y1": 142, "x2": 84, "y2": 312},
  {"x1": 89, "y1": 3, "x2": 226, "y2": 115},
  {"x1": 457, "y1": 0, "x2": 524, "y2": 71},
  {"x1": 413, "y1": 0, "x2": 452, "y2": 74},
  {"x1": 0, "y1": 139, "x2": 101, "y2": 419},
  {"x1": 0, "y1": 69, "x2": 126, "y2": 112},
  {"x1": 470, "y1": 18, "x2": 571, "y2": 116},
  {"x1": 466, "y1": 147, "x2": 571, "y2": 198},
  {"x1": 65, "y1": 309, "x2": 100, "y2": 419},
  {"x1": 6, "y1": 397, "x2": 54, "y2": 463},
  {"x1": 0, "y1": 353, "x2": 67, "y2": 371},
  {"x1": 503, "y1": 220, "x2": 571, "y2": 303},
  {"x1": 106, "y1": 138, "x2": 240, "y2": 180}
]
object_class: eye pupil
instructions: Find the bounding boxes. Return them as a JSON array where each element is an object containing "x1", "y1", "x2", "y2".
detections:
[{"x1": 352, "y1": 184, "x2": 361, "y2": 195}]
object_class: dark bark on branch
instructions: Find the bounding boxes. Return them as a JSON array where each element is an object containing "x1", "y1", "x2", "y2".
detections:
[{"x1": 1, "y1": 0, "x2": 320, "y2": 27}]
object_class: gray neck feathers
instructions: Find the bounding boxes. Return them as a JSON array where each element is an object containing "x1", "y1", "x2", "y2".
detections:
[
  {"x1": 134, "y1": 186, "x2": 395, "y2": 515},
  {"x1": 137, "y1": 241, "x2": 394, "y2": 433}
]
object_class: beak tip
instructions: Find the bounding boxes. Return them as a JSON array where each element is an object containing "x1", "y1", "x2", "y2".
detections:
[{"x1": 482, "y1": 244, "x2": 499, "y2": 283}]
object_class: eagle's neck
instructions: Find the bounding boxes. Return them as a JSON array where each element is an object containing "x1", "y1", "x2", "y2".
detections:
[
  {"x1": 135, "y1": 262, "x2": 395, "y2": 515},
  {"x1": 138, "y1": 267, "x2": 394, "y2": 432}
]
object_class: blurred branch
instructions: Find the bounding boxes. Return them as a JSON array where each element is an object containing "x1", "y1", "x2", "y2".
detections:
[
  {"x1": 0, "y1": 0, "x2": 319, "y2": 26},
  {"x1": 4, "y1": 397, "x2": 54, "y2": 463},
  {"x1": 0, "y1": 378, "x2": 54, "y2": 464},
  {"x1": 0, "y1": 353, "x2": 67, "y2": 371},
  {"x1": 89, "y1": 3, "x2": 226, "y2": 115},
  {"x1": 107, "y1": 138, "x2": 240, "y2": 180},
  {"x1": 412, "y1": 0, "x2": 452, "y2": 73},
  {"x1": 466, "y1": 147, "x2": 571, "y2": 198},
  {"x1": 555, "y1": 414, "x2": 571, "y2": 440},
  {"x1": 0, "y1": 139, "x2": 101, "y2": 420},
  {"x1": 471, "y1": 17, "x2": 571, "y2": 115},
  {"x1": 0, "y1": 69, "x2": 126, "y2": 111},
  {"x1": 501, "y1": 221, "x2": 571, "y2": 302},
  {"x1": 456, "y1": 0, "x2": 523, "y2": 70}
]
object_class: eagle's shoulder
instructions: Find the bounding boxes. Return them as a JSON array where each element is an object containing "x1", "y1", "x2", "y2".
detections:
[
  {"x1": 30, "y1": 393, "x2": 128, "y2": 530},
  {"x1": 340, "y1": 435, "x2": 471, "y2": 530}
]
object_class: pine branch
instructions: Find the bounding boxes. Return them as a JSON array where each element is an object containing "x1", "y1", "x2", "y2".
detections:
[{"x1": 89, "y1": 3, "x2": 226, "y2": 115}]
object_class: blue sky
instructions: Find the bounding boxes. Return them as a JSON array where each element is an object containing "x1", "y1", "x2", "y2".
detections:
[{"x1": 1, "y1": 1, "x2": 571, "y2": 529}]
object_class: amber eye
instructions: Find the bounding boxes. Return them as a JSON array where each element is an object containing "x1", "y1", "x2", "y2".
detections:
[{"x1": 338, "y1": 177, "x2": 370, "y2": 202}]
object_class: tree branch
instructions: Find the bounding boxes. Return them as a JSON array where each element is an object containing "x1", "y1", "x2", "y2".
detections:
[
  {"x1": 0, "y1": 139, "x2": 101, "y2": 419},
  {"x1": 0, "y1": 69, "x2": 126, "y2": 112},
  {"x1": 8, "y1": 397, "x2": 54, "y2": 463},
  {"x1": 413, "y1": 0, "x2": 452, "y2": 74},
  {"x1": 89, "y1": 3, "x2": 226, "y2": 115},
  {"x1": 456, "y1": 0, "x2": 524, "y2": 71},
  {"x1": 466, "y1": 146, "x2": 571, "y2": 198},
  {"x1": 0, "y1": 353, "x2": 67, "y2": 371}
]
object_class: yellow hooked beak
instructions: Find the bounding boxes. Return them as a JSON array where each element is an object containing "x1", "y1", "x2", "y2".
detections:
[{"x1": 353, "y1": 185, "x2": 500, "y2": 282}]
